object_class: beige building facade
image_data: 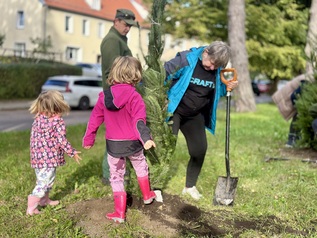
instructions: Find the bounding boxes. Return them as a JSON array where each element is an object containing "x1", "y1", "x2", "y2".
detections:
[{"x1": 0, "y1": 0, "x2": 203, "y2": 65}]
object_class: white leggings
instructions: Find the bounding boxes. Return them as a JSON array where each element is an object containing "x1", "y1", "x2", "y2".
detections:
[{"x1": 31, "y1": 167, "x2": 56, "y2": 198}]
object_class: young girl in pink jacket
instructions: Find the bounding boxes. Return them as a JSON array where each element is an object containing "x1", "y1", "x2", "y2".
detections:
[{"x1": 82, "y1": 56, "x2": 157, "y2": 223}]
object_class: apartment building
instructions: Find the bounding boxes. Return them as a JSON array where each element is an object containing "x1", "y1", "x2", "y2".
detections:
[{"x1": 0, "y1": 0, "x2": 203, "y2": 65}]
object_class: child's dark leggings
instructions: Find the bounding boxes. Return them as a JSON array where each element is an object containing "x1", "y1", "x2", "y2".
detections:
[{"x1": 171, "y1": 112, "x2": 207, "y2": 188}]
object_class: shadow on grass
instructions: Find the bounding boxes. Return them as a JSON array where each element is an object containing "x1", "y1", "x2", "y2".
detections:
[
  {"x1": 175, "y1": 205, "x2": 313, "y2": 237},
  {"x1": 53, "y1": 159, "x2": 103, "y2": 200}
]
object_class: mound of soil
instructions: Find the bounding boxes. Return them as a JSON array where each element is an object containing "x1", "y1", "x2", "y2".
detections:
[
  {"x1": 66, "y1": 148, "x2": 316, "y2": 238},
  {"x1": 66, "y1": 193, "x2": 309, "y2": 238}
]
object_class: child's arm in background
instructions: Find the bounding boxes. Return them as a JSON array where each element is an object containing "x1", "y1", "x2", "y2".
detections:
[
  {"x1": 144, "y1": 140, "x2": 156, "y2": 150},
  {"x1": 55, "y1": 118, "x2": 82, "y2": 163},
  {"x1": 82, "y1": 93, "x2": 105, "y2": 149},
  {"x1": 72, "y1": 152, "x2": 82, "y2": 164}
]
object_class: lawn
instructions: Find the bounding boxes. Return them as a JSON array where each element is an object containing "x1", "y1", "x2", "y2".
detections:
[{"x1": 0, "y1": 103, "x2": 316, "y2": 237}]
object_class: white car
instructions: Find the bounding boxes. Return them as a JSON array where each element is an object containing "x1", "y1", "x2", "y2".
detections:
[
  {"x1": 41, "y1": 75, "x2": 102, "y2": 110},
  {"x1": 76, "y1": 63, "x2": 102, "y2": 77}
]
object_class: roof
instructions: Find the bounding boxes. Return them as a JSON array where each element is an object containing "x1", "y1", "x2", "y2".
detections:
[{"x1": 44, "y1": 0, "x2": 148, "y2": 26}]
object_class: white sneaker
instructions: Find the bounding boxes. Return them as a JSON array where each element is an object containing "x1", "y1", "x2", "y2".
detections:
[{"x1": 182, "y1": 186, "x2": 203, "y2": 200}]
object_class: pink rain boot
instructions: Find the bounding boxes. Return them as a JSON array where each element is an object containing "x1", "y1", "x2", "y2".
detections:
[
  {"x1": 106, "y1": 192, "x2": 127, "y2": 223},
  {"x1": 137, "y1": 176, "x2": 156, "y2": 204},
  {"x1": 39, "y1": 192, "x2": 59, "y2": 206},
  {"x1": 26, "y1": 195, "x2": 41, "y2": 216}
]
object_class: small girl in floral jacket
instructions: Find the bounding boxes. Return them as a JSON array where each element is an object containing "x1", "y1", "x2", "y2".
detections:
[{"x1": 27, "y1": 90, "x2": 82, "y2": 216}]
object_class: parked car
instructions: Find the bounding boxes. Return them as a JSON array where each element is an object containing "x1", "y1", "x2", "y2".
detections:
[
  {"x1": 41, "y1": 75, "x2": 102, "y2": 110},
  {"x1": 252, "y1": 81, "x2": 260, "y2": 96},
  {"x1": 76, "y1": 63, "x2": 102, "y2": 77},
  {"x1": 252, "y1": 79, "x2": 272, "y2": 94}
]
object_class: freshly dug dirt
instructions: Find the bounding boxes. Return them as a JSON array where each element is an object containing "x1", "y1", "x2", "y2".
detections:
[{"x1": 66, "y1": 148, "x2": 316, "y2": 238}]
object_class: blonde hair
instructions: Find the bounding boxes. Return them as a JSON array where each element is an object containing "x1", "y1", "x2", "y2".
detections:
[
  {"x1": 107, "y1": 56, "x2": 142, "y2": 85},
  {"x1": 29, "y1": 90, "x2": 70, "y2": 117},
  {"x1": 204, "y1": 41, "x2": 231, "y2": 68}
]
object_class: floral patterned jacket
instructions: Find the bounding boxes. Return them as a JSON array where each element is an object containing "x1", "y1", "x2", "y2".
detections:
[{"x1": 30, "y1": 114, "x2": 76, "y2": 168}]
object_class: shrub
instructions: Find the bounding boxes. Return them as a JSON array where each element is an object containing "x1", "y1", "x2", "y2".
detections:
[
  {"x1": 295, "y1": 79, "x2": 317, "y2": 149},
  {"x1": 295, "y1": 37, "x2": 317, "y2": 150},
  {"x1": 0, "y1": 61, "x2": 81, "y2": 99}
]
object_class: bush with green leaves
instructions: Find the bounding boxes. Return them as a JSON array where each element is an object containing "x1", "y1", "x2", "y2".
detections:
[
  {"x1": 295, "y1": 77, "x2": 317, "y2": 150},
  {"x1": 295, "y1": 37, "x2": 317, "y2": 150},
  {"x1": 0, "y1": 61, "x2": 81, "y2": 99}
]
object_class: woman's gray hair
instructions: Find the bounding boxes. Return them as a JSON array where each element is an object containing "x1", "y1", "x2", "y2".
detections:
[{"x1": 204, "y1": 41, "x2": 231, "y2": 68}]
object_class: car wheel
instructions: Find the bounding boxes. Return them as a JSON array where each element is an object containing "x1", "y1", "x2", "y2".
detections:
[{"x1": 78, "y1": 96, "x2": 90, "y2": 110}]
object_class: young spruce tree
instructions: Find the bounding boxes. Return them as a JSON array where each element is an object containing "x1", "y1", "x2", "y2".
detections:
[{"x1": 129, "y1": 0, "x2": 177, "y2": 195}]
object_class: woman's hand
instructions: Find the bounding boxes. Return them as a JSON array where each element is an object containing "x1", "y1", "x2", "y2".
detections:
[{"x1": 228, "y1": 80, "x2": 238, "y2": 90}]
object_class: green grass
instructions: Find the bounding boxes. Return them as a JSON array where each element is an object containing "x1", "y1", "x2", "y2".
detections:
[{"x1": 0, "y1": 104, "x2": 316, "y2": 237}]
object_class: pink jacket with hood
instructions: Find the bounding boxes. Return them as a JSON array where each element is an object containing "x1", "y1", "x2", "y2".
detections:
[{"x1": 82, "y1": 84, "x2": 151, "y2": 157}]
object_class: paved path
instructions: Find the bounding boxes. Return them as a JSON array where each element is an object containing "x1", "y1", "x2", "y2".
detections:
[
  {"x1": 0, "y1": 94, "x2": 272, "y2": 111},
  {"x1": 0, "y1": 100, "x2": 33, "y2": 111}
]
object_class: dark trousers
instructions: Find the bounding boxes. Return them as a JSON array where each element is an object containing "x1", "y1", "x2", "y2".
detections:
[
  {"x1": 289, "y1": 113, "x2": 299, "y2": 135},
  {"x1": 312, "y1": 118, "x2": 317, "y2": 135},
  {"x1": 171, "y1": 113, "x2": 207, "y2": 187}
]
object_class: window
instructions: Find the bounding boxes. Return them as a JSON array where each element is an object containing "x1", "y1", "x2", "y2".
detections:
[
  {"x1": 44, "y1": 80, "x2": 68, "y2": 87},
  {"x1": 82, "y1": 19, "x2": 90, "y2": 36},
  {"x1": 92, "y1": 0, "x2": 101, "y2": 10},
  {"x1": 66, "y1": 47, "x2": 79, "y2": 61},
  {"x1": 74, "y1": 80, "x2": 101, "y2": 87},
  {"x1": 14, "y1": 43, "x2": 26, "y2": 57},
  {"x1": 17, "y1": 11, "x2": 24, "y2": 29},
  {"x1": 86, "y1": 0, "x2": 101, "y2": 10},
  {"x1": 98, "y1": 22, "x2": 104, "y2": 38},
  {"x1": 65, "y1": 15, "x2": 73, "y2": 33}
]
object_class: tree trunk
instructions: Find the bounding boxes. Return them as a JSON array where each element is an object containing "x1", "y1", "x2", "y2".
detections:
[
  {"x1": 228, "y1": 0, "x2": 256, "y2": 112},
  {"x1": 305, "y1": 0, "x2": 317, "y2": 74}
]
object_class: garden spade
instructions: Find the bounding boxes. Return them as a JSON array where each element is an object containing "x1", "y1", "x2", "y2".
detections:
[{"x1": 213, "y1": 68, "x2": 238, "y2": 206}]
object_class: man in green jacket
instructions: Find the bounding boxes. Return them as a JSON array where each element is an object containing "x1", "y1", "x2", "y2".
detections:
[
  {"x1": 100, "y1": 8, "x2": 137, "y2": 89},
  {"x1": 100, "y1": 8, "x2": 138, "y2": 184}
]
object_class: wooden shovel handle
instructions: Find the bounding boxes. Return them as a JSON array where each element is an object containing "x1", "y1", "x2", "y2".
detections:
[{"x1": 220, "y1": 68, "x2": 238, "y2": 92}]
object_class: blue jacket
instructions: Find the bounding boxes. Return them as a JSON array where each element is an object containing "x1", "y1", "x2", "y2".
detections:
[{"x1": 164, "y1": 46, "x2": 227, "y2": 134}]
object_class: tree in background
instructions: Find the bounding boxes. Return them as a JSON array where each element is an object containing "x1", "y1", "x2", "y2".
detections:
[
  {"x1": 164, "y1": 0, "x2": 227, "y2": 42},
  {"x1": 162, "y1": 0, "x2": 313, "y2": 113},
  {"x1": 246, "y1": 0, "x2": 308, "y2": 92},
  {"x1": 30, "y1": 36, "x2": 53, "y2": 53},
  {"x1": 30, "y1": 36, "x2": 54, "y2": 62},
  {"x1": 228, "y1": 0, "x2": 256, "y2": 112},
  {"x1": 0, "y1": 34, "x2": 5, "y2": 47},
  {"x1": 305, "y1": 0, "x2": 317, "y2": 74}
]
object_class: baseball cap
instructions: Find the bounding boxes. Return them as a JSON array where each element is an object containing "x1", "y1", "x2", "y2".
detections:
[{"x1": 115, "y1": 9, "x2": 137, "y2": 26}]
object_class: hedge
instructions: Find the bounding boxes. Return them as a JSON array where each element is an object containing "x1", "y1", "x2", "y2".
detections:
[{"x1": 0, "y1": 62, "x2": 81, "y2": 99}]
